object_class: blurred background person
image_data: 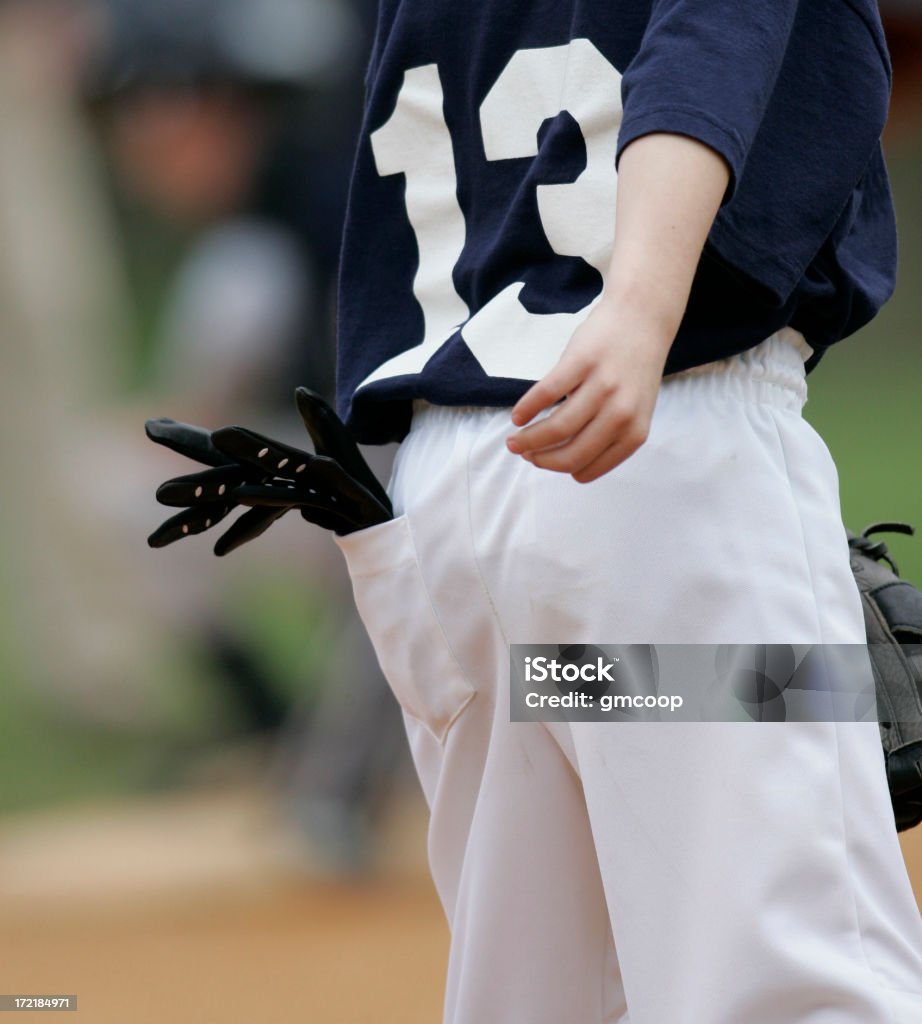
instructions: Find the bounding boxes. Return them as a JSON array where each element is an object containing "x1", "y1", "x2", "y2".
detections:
[
  {"x1": 83, "y1": 0, "x2": 360, "y2": 420},
  {"x1": 83, "y1": 0, "x2": 409, "y2": 873}
]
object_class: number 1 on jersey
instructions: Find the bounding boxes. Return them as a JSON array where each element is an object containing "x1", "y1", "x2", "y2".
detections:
[{"x1": 365, "y1": 64, "x2": 470, "y2": 386}]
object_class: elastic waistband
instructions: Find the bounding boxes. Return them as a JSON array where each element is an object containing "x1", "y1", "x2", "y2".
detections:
[
  {"x1": 659, "y1": 327, "x2": 811, "y2": 412},
  {"x1": 411, "y1": 327, "x2": 813, "y2": 425}
]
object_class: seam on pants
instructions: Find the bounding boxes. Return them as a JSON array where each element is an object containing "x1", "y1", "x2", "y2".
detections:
[
  {"x1": 829, "y1": 721, "x2": 899, "y2": 1024},
  {"x1": 402, "y1": 504, "x2": 479, "y2": 743},
  {"x1": 771, "y1": 407, "x2": 897, "y2": 1023},
  {"x1": 459, "y1": 416, "x2": 588, "y2": 790},
  {"x1": 767, "y1": 408, "x2": 827, "y2": 645},
  {"x1": 463, "y1": 421, "x2": 511, "y2": 651},
  {"x1": 600, "y1": 915, "x2": 625, "y2": 1024}
]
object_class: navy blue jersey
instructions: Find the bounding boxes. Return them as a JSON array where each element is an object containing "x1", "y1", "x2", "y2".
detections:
[{"x1": 336, "y1": 0, "x2": 895, "y2": 443}]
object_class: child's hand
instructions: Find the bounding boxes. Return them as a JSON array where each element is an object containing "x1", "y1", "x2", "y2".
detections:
[
  {"x1": 505, "y1": 131, "x2": 730, "y2": 483},
  {"x1": 505, "y1": 295, "x2": 674, "y2": 483}
]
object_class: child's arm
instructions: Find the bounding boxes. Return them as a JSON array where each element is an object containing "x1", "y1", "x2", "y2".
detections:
[{"x1": 506, "y1": 131, "x2": 729, "y2": 483}]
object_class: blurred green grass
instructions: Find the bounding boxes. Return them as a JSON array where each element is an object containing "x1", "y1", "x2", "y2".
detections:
[
  {"x1": 805, "y1": 136, "x2": 922, "y2": 584},
  {"x1": 0, "y1": 573, "x2": 331, "y2": 814},
  {"x1": 806, "y1": 341, "x2": 922, "y2": 584}
]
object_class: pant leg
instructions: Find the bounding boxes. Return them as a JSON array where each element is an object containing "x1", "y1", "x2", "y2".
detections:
[
  {"x1": 471, "y1": 329, "x2": 922, "y2": 1023},
  {"x1": 337, "y1": 403, "x2": 630, "y2": 1023}
]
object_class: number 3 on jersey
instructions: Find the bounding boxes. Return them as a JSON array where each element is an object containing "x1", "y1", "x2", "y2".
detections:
[{"x1": 363, "y1": 38, "x2": 623, "y2": 388}]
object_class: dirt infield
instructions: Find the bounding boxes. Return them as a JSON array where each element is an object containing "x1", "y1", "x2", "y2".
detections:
[
  {"x1": 2, "y1": 880, "x2": 447, "y2": 1024},
  {"x1": 0, "y1": 784, "x2": 447, "y2": 1024},
  {"x1": 4, "y1": 783, "x2": 922, "y2": 1023}
]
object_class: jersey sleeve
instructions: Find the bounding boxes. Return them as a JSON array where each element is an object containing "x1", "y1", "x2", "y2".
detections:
[
  {"x1": 615, "y1": 0, "x2": 801, "y2": 203},
  {"x1": 617, "y1": 0, "x2": 893, "y2": 312}
]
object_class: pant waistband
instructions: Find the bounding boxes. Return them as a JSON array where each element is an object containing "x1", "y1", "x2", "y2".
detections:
[{"x1": 411, "y1": 327, "x2": 813, "y2": 425}]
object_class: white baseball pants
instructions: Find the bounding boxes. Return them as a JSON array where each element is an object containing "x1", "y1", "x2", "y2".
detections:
[{"x1": 335, "y1": 328, "x2": 922, "y2": 1023}]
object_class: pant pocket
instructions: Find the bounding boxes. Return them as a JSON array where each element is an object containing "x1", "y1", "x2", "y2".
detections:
[{"x1": 334, "y1": 514, "x2": 475, "y2": 744}]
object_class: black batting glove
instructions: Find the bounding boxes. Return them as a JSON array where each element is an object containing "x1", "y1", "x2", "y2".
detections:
[{"x1": 146, "y1": 389, "x2": 392, "y2": 557}]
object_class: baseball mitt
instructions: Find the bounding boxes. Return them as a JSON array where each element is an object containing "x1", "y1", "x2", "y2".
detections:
[
  {"x1": 146, "y1": 387, "x2": 393, "y2": 555},
  {"x1": 847, "y1": 522, "x2": 922, "y2": 832}
]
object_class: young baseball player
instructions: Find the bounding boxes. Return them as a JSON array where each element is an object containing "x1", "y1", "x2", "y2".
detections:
[{"x1": 332, "y1": 2, "x2": 922, "y2": 1020}]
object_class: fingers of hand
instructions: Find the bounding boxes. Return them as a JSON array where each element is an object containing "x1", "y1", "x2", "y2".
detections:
[
  {"x1": 211, "y1": 426, "x2": 315, "y2": 478},
  {"x1": 234, "y1": 482, "x2": 315, "y2": 509},
  {"x1": 505, "y1": 348, "x2": 650, "y2": 475},
  {"x1": 506, "y1": 385, "x2": 596, "y2": 455},
  {"x1": 214, "y1": 507, "x2": 290, "y2": 557},
  {"x1": 295, "y1": 386, "x2": 338, "y2": 457},
  {"x1": 510, "y1": 359, "x2": 583, "y2": 428},
  {"x1": 155, "y1": 465, "x2": 247, "y2": 507},
  {"x1": 147, "y1": 501, "x2": 235, "y2": 548},
  {"x1": 570, "y1": 434, "x2": 646, "y2": 483},
  {"x1": 144, "y1": 418, "x2": 232, "y2": 469},
  {"x1": 295, "y1": 388, "x2": 393, "y2": 510},
  {"x1": 524, "y1": 400, "x2": 649, "y2": 477}
]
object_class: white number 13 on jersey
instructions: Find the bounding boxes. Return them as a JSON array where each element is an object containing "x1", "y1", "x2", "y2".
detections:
[{"x1": 361, "y1": 38, "x2": 623, "y2": 388}]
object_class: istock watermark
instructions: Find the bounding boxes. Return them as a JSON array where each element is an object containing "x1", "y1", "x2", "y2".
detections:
[{"x1": 510, "y1": 643, "x2": 906, "y2": 723}]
